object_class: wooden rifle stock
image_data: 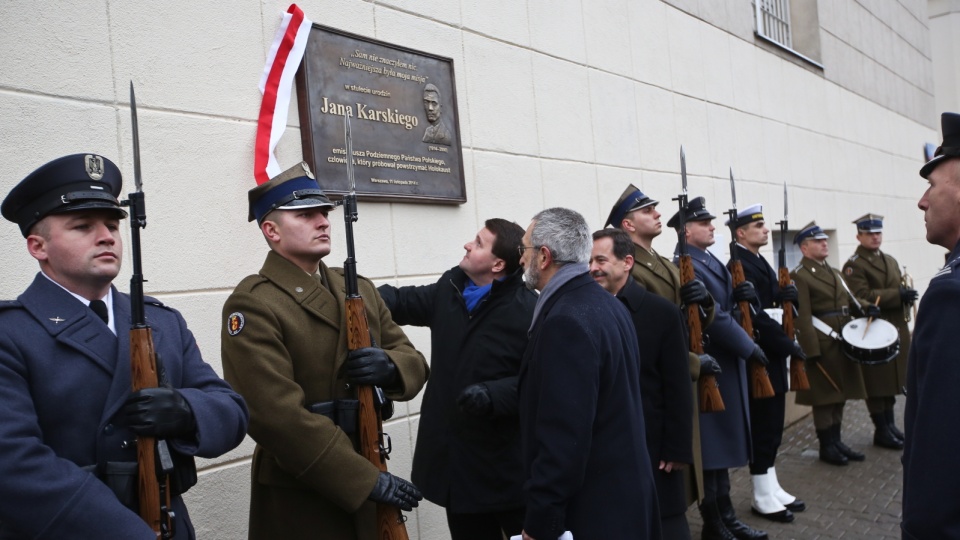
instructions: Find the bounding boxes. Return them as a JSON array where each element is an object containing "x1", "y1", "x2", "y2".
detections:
[
  {"x1": 345, "y1": 297, "x2": 410, "y2": 540},
  {"x1": 779, "y1": 267, "x2": 809, "y2": 391},
  {"x1": 729, "y1": 261, "x2": 775, "y2": 399},
  {"x1": 680, "y1": 255, "x2": 724, "y2": 413}
]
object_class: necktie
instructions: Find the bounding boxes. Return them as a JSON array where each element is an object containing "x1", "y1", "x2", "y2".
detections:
[{"x1": 89, "y1": 299, "x2": 109, "y2": 325}]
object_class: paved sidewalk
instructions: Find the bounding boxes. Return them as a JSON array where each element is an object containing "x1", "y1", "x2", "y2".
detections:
[{"x1": 686, "y1": 399, "x2": 904, "y2": 539}]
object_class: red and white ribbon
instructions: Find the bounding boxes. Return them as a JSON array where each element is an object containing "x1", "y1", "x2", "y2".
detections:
[{"x1": 254, "y1": 4, "x2": 313, "y2": 185}]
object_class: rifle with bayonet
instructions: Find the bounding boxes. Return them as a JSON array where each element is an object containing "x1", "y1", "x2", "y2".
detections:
[
  {"x1": 341, "y1": 114, "x2": 411, "y2": 540},
  {"x1": 676, "y1": 147, "x2": 724, "y2": 413},
  {"x1": 124, "y1": 82, "x2": 175, "y2": 539},
  {"x1": 726, "y1": 169, "x2": 775, "y2": 399},
  {"x1": 777, "y1": 183, "x2": 809, "y2": 391}
]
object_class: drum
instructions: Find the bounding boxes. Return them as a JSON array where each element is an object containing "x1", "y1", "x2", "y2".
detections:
[{"x1": 840, "y1": 317, "x2": 900, "y2": 365}]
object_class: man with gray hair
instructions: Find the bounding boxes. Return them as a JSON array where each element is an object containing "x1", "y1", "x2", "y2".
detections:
[{"x1": 517, "y1": 207, "x2": 660, "y2": 540}]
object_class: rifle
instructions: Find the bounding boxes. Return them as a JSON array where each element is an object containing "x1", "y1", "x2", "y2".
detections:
[
  {"x1": 726, "y1": 169, "x2": 775, "y2": 399},
  {"x1": 777, "y1": 183, "x2": 809, "y2": 391},
  {"x1": 341, "y1": 114, "x2": 411, "y2": 539},
  {"x1": 675, "y1": 147, "x2": 724, "y2": 413},
  {"x1": 124, "y1": 82, "x2": 175, "y2": 539}
]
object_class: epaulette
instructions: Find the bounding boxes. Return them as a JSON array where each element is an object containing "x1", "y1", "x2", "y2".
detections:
[
  {"x1": 0, "y1": 299, "x2": 23, "y2": 311},
  {"x1": 792, "y1": 262, "x2": 804, "y2": 273},
  {"x1": 144, "y1": 297, "x2": 175, "y2": 312},
  {"x1": 847, "y1": 254, "x2": 859, "y2": 262}
]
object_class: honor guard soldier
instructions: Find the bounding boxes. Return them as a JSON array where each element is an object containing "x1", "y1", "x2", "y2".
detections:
[
  {"x1": 842, "y1": 214, "x2": 914, "y2": 449},
  {"x1": 791, "y1": 222, "x2": 873, "y2": 466},
  {"x1": 220, "y1": 163, "x2": 429, "y2": 540},
  {"x1": 0, "y1": 154, "x2": 249, "y2": 539},
  {"x1": 667, "y1": 197, "x2": 770, "y2": 540},
  {"x1": 903, "y1": 112, "x2": 960, "y2": 539},
  {"x1": 727, "y1": 205, "x2": 806, "y2": 523},
  {"x1": 605, "y1": 185, "x2": 715, "y2": 515}
]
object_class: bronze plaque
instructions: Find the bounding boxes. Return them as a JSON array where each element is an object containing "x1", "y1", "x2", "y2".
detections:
[{"x1": 296, "y1": 24, "x2": 465, "y2": 204}]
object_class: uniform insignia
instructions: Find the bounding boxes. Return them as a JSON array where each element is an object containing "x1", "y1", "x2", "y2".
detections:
[
  {"x1": 933, "y1": 266, "x2": 952, "y2": 279},
  {"x1": 84, "y1": 154, "x2": 105, "y2": 180},
  {"x1": 227, "y1": 312, "x2": 245, "y2": 336},
  {"x1": 49, "y1": 316, "x2": 66, "y2": 324},
  {"x1": 848, "y1": 254, "x2": 859, "y2": 262},
  {"x1": 844, "y1": 267, "x2": 853, "y2": 276}
]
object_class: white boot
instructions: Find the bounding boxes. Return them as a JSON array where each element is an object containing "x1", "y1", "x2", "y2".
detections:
[
  {"x1": 769, "y1": 466, "x2": 805, "y2": 511},
  {"x1": 750, "y1": 472, "x2": 793, "y2": 522}
]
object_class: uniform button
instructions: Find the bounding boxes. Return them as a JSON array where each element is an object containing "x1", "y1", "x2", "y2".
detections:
[
  {"x1": 295, "y1": 287, "x2": 304, "y2": 293},
  {"x1": 103, "y1": 424, "x2": 114, "y2": 436}
]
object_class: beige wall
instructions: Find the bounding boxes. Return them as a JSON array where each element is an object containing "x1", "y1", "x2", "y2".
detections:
[
  {"x1": 929, "y1": 0, "x2": 960, "y2": 115},
  {"x1": 0, "y1": 1, "x2": 940, "y2": 538}
]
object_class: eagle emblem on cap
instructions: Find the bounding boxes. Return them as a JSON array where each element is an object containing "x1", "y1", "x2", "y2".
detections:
[{"x1": 84, "y1": 155, "x2": 105, "y2": 181}]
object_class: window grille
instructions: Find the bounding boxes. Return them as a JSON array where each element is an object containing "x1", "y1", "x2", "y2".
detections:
[{"x1": 756, "y1": 0, "x2": 793, "y2": 49}]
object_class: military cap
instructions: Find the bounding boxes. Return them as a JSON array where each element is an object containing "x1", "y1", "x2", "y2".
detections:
[
  {"x1": 604, "y1": 184, "x2": 659, "y2": 228},
  {"x1": 852, "y1": 213, "x2": 883, "y2": 233},
  {"x1": 794, "y1": 221, "x2": 829, "y2": 245},
  {"x1": 666, "y1": 196, "x2": 715, "y2": 229},
  {"x1": 1, "y1": 154, "x2": 127, "y2": 237},
  {"x1": 248, "y1": 162, "x2": 336, "y2": 224},
  {"x1": 920, "y1": 112, "x2": 960, "y2": 178},
  {"x1": 724, "y1": 203, "x2": 764, "y2": 228}
]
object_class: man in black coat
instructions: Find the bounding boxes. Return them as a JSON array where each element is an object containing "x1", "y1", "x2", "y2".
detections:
[
  {"x1": 517, "y1": 207, "x2": 660, "y2": 540},
  {"x1": 903, "y1": 111, "x2": 960, "y2": 539},
  {"x1": 591, "y1": 228, "x2": 694, "y2": 539},
  {"x1": 727, "y1": 205, "x2": 806, "y2": 523},
  {"x1": 378, "y1": 218, "x2": 537, "y2": 540}
]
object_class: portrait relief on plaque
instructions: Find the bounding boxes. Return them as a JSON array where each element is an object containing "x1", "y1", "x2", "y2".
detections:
[{"x1": 296, "y1": 25, "x2": 465, "y2": 203}]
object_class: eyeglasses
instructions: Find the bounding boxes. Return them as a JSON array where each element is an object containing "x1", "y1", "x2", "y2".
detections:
[{"x1": 517, "y1": 245, "x2": 539, "y2": 257}]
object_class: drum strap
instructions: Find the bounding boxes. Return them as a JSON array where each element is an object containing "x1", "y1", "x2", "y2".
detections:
[{"x1": 811, "y1": 316, "x2": 842, "y2": 341}]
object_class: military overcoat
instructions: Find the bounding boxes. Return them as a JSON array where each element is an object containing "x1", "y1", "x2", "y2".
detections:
[
  {"x1": 842, "y1": 245, "x2": 909, "y2": 397},
  {"x1": 221, "y1": 251, "x2": 428, "y2": 540}
]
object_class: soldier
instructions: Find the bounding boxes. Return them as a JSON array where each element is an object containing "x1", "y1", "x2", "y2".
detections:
[
  {"x1": 902, "y1": 111, "x2": 960, "y2": 538},
  {"x1": 0, "y1": 154, "x2": 249, "y2": 539},
  {"x1": 791, "y1": 222, "x2": 874, "y2": 466},
  {"x1": 605, "y1": 184, "x2": 715, "y2": 512},
  {"x1": 667, "y1": 197, "x2": 770, "y2": 540},
  {"x1": 727, "y1": 205, "x2": 806, "y2": 523},
  {"x1": 842, "y1": 214, "x2": 915, "y2": 450},
  {"x1": 220, "y1": 163, "x2": 429, "y2": 540}
]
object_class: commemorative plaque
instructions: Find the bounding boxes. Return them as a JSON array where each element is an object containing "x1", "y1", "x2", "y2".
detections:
[{"x1": 296, "y1": 24, "x2": 465, "y2": 203}]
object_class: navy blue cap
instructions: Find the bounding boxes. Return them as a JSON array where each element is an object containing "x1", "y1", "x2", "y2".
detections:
[
  {"x1": 853, "y1": 213, "x2": 883, "y2": 233},
  {"x1": 666, "y1": 196, "x2": 715, "y2": 229},
  {"x1": 794, "y1": 221, "x2": 829, "y2": 245},
  {"x1": 921, "y1": 112, "x2": 960, "y2": 178},
  {"x1": 605, "y1": 184, "x2": 659, "y2": 228},
  {"x1": 248, "y1": 162, "x2": 336, "y2": 224},
  {"x1": 724, "y1": 203, "x2": 764, "y2": 228},
  {"x1": 1, "y1": 154, "x2": 127, "y2": 237}
]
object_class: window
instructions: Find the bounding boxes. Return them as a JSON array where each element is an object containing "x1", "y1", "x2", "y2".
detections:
[
  {"x1": 754, "y1": 0, "x2": 823, "y2": 68},
  {"x1": 756, "y1": 0, "x2": 793, "y2": 49}
]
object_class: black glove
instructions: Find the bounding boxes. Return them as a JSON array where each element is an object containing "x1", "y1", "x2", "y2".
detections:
[
  {"x1": 345, "y1": 347, "x2": 397, "y2": 387},
  {"x1": 862, "y1": 303, "x2": 882, "y2": 319},
  {"x1": 900, "y1": 287, "x2": 919, "y2": 305},
  {"x1": 733, "y1": 281, "x2": 758, "y2": 304},
  {"x1": 790, "y1": 341, "x2": 807, "y2": 361},
  {"x1": 118, "y1": 387, "x2": 196, "y2": 439},
  {"x1": 368, "y1": 471, "x2": 422, "y2": 511},
  {"x1": 778, "y1": 283, "x2": 799, "y2": 305},
  {"x1": 699, "y1": 354, "x2": 722, "y2": 377},
  {"x1": 457, "y1": 383, "x2": 493, "y2": 417},
  {"x1": 747, "y1": 345, "x2": 769, "y2": 367},
  {"x1": 679, "y1": 279, "x2": 709, "y2": 306}
]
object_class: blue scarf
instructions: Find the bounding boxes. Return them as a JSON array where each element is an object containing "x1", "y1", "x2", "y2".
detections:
[{"x1": 462, "y1": 278, "x2": 493, "y2": 313}]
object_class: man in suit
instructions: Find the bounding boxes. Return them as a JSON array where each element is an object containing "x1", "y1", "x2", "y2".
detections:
[
  {"x1": 902, "y1": 111, "x2": 960, "y2": 539},
  {"x1": 377, "y1": 219, "x2": 537, "y2": 540},
  {"x1": 842, "y1": 214, "x2": 915, "y2": 450},
  {"x1": 727, "y1": 205, "x2": 806, "y2": 523},
  {"x1": 791, "y1": 222, "x2": 872, "y2": 467},
  {"x1": 0, "y1": 154, "x2": 249, "y2": 539},
  {"x1": 517, "y1": 207, "x2": 659, "y2": 540},
  {"x1": 591, "y1": 228, "x2": 694, "y2": 539},
  {"x1": 668, "y1": 196, "x2": 769, "y2": 540},
  {"x1": 220, "y1": 162, "x2": 429, "y2": 540}
]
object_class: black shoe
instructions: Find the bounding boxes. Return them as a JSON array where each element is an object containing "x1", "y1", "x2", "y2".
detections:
[
  {"x1": 886, "y1": 408, "x2": 905, "y2": 442},
  {"x1": 718, "y1": 495, "x2": 768, "y2": 540},
  {"x1": 700, "y1": 501, "x2": 737, "y2": 540},
  {"x1": 784, "y1": 499, "x2": 806, "y2": 512},
  {"x1": 872, "y1": 413, "x2": 904, "y2": 450},
  {"x1": 816, "y1": 428, "x2": 848, "y2": 466},
  {"x1": 750, "y1": 506, "x2": 794, "y2": 523},
  {"x1": 833, "y1": 425, "x2": 865, "y2": 461}
]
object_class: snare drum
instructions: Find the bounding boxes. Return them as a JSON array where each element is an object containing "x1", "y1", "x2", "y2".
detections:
[{"x1": 840, "y1": 317, "x2": 900, "y2": 365}]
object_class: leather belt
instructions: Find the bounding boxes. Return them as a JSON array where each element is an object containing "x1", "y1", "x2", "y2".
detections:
[{"x1": 813, "y1": 306, "x2": 849, "y2": 318}]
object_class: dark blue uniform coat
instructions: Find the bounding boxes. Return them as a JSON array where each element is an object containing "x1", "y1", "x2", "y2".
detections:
[
  {"x1": 680, "y1": 246, "x2": 755, "y2": 470},
  {"x1": 902, "y1": 242, "x2": 960, "y2": 539},
  {"x1": 0, "y1": 274, "x2": 249, "y2": 539},
  {"x1": 519, "y1": 272, "x2": 660, "y2": 540}
]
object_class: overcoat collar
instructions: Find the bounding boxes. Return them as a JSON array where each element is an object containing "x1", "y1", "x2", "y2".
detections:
[
  {"x1": 854, "y1": 245, "x2": 887, "y2": 274},
  {"x1": 259, "y1": 250, "x2": 342, "y2": 331},
  {"x1": 528, "y1": 271, "x2": 594, "y2": 337},
  {"x1": 633, "y1": 245, "x2": 679, "y2": 290},
  {"x1": 615, "y1": 276, "x2": 647, "y2": 314},
  {"x1": 800, "y1": 257, "x2": 838, "y2": 287}
]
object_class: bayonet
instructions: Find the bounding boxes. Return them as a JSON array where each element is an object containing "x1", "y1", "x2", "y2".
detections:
[
  {"x1": 130, "y1": 82, "x2": 143, "y2": 193},
  {"x1": 344, "y1": 113, "x2": 356, "y2": 196},
  {"x1": 729, "y1": 168, "x2": 737, "y2": 212}
]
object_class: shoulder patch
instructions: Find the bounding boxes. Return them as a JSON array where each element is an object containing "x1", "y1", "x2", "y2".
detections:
[
  {"x1": 226, "y1": 312, "x2": 245, "y2": 336},
  {"x1": 0, "y1": 300, "x2": 23, "y2": 311},
  {"x1": 844, "y1": 267, "x2": 853, "y2": 276}
]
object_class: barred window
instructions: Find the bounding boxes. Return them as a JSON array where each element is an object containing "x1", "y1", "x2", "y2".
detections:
[
  {"x1": 753, "y1": 0, "x2": 823, "y2": 68},
  {"x1": 756, "y1": 0, "x2": 792, "y2": 49}
]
